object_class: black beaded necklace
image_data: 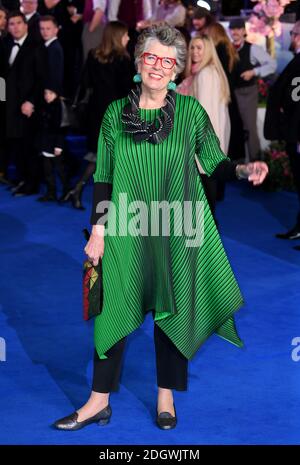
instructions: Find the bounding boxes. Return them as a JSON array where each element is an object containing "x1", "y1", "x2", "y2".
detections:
[{"x1": 121, "y1": 85, "x2": 176, "y2": 144}]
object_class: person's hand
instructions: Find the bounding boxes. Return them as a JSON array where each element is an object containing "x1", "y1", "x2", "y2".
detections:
[
  {"x1": 136, "y1": 20, "x2": 150, "y2": 31},
  {"x1": 240, "y1": 69, "x2": 256, "y2": 81},
  {"x1": 21, "y1": 101, "x2": 34, "y2": 117},
  {"x1": 236, "y1": 162, "x2": 269, "y2": 185},
  {"x1": 247, "y1": 162, "x2": 269, "y2": 185},
  {"x1": 70, "y1": 14, "x2": 82, "y2": 24},
  {"x1": 84, "y1": 225, "x2": 105, "y2": 266},
  {"x1": 54, "y1": 148, "x2": 63, "y2": 156}
]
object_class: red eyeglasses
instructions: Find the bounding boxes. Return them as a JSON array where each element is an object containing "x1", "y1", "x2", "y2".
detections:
[{"x1": 141, "y1": 52, "x2": 177, "y2": 69}]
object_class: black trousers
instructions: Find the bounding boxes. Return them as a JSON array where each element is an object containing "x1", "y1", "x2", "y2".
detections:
[
  {"x1": 43, "y1": 155, "x2": 69, "y2": 195},
  {"x1": 92, "y1": 322, "x2": 188, "y2": 393},
  {"x1": 6, "y1": 136, "x2": 41, "y2": 190}
]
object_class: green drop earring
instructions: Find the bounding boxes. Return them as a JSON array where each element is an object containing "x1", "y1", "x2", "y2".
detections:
[
  {"x1": 133, "y1": 73, "x2": 142, "y2": 83},
  {"x1": 167, "y1": 80, "x2": 177, "y2": 91}
]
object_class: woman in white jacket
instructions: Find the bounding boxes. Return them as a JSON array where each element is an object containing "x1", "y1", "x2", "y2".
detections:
[{"x1": 178, "y1": 35, "x2": 231, "y2": 215}]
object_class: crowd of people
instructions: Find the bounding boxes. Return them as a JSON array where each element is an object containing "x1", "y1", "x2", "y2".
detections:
[{"x1": 0, "y1": 1, "x2": 299, "y2": 240}]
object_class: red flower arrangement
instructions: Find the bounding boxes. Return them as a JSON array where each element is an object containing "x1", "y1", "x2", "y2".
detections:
[
  {"x1": 258, "y1": 77, "x2": 272, "y2": 106},
  {"x1": 263, "y1": 141, "x2": 295, "y2": 191}
]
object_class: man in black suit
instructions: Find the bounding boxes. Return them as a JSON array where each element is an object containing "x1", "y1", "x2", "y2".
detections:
[
  {"x1": 3, "y1": 11, "x2": 42, "y2": 195},
  {"x1": 264, "y1": 21, "x2": 300, "y2": 244},
  {"x1": 20, "y1": 0, "x2": 42, "y2": 43}
]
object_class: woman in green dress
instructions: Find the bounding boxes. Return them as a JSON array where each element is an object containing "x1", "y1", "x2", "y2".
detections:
[{"x1": 54, "y1": 24, "x2": 268, "y2": 431}]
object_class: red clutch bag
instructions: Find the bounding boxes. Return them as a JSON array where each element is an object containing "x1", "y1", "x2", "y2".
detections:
[{"x1": 83, "y1": 229, "x2": 103, "y2": 321}]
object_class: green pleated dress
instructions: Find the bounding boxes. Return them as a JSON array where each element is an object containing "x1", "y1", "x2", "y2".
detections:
[{"x1": 93, "y1": 93, "x2": 244, "y2": 360}]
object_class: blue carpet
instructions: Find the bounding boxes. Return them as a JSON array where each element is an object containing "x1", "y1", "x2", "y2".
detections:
[{"x1": 0, "y1": 181, "x2": 299, "y2": 445}]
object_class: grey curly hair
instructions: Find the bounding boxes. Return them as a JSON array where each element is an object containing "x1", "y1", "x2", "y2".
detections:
[{"x1": 134, "y1": 24, "x2": 187, "y2": 76}]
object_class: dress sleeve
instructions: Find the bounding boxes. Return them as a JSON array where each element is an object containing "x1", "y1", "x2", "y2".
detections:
[
  {"x1": 90, "y1": 182, "x2": 113, "y2": 225},
  {"x1": 93, "y1": 104, "x2": 115, "y2": 184},
  {"x1": 91, "y1": 104, "x2": 116, "y2": 224},
  {"x1": 194, "y1": 98, "x2": 232, "y2": 177}
]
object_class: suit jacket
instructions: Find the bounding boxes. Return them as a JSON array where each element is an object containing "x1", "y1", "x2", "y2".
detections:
[
  {"x1": 3, "y1": 35, "x2": 43, "y2": 138},
  {"x1": 27, "y1": 12, "x2": 43, "y2": 44},
  {"x1": 264, "y1": 53, "x2": 300, "y2": 143},
  {"x1": 40, "y1": 39, "x2": 64, "y2": 95}
]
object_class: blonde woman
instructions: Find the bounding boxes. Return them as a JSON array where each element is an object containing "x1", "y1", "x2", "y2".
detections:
[
  {"x1": 177, "y1": 35, "x2": 231, "y2": 214},
  {"x1": 178, "y1": 35, "x2": 231, "y2": 154}
]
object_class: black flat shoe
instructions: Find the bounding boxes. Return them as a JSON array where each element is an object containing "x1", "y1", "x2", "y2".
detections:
[
  {"x1": 59, "y1": 189, "x2": 73, "y2": 203},
  {"x1": 10, "y1": 180, "x2": 25, "y2": 193},
  {"x1": 53, "y1": 404, "x2": 112, "y2": 430},
  {"x1": 59, "y1": 187, "x2": 85, "y2": 210},
  {"x1": 275, "y1": 226, "x2": 300, "y2": 240},
  {"x1": 0, "y1": 174, "x2": 14, "y2": 186},
  {"x1": 71, "y1": 188, "x2": 85, "y2": 210},
  {"x1": 156, "y1": 404, "x2": 177, "y2": 430}
]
